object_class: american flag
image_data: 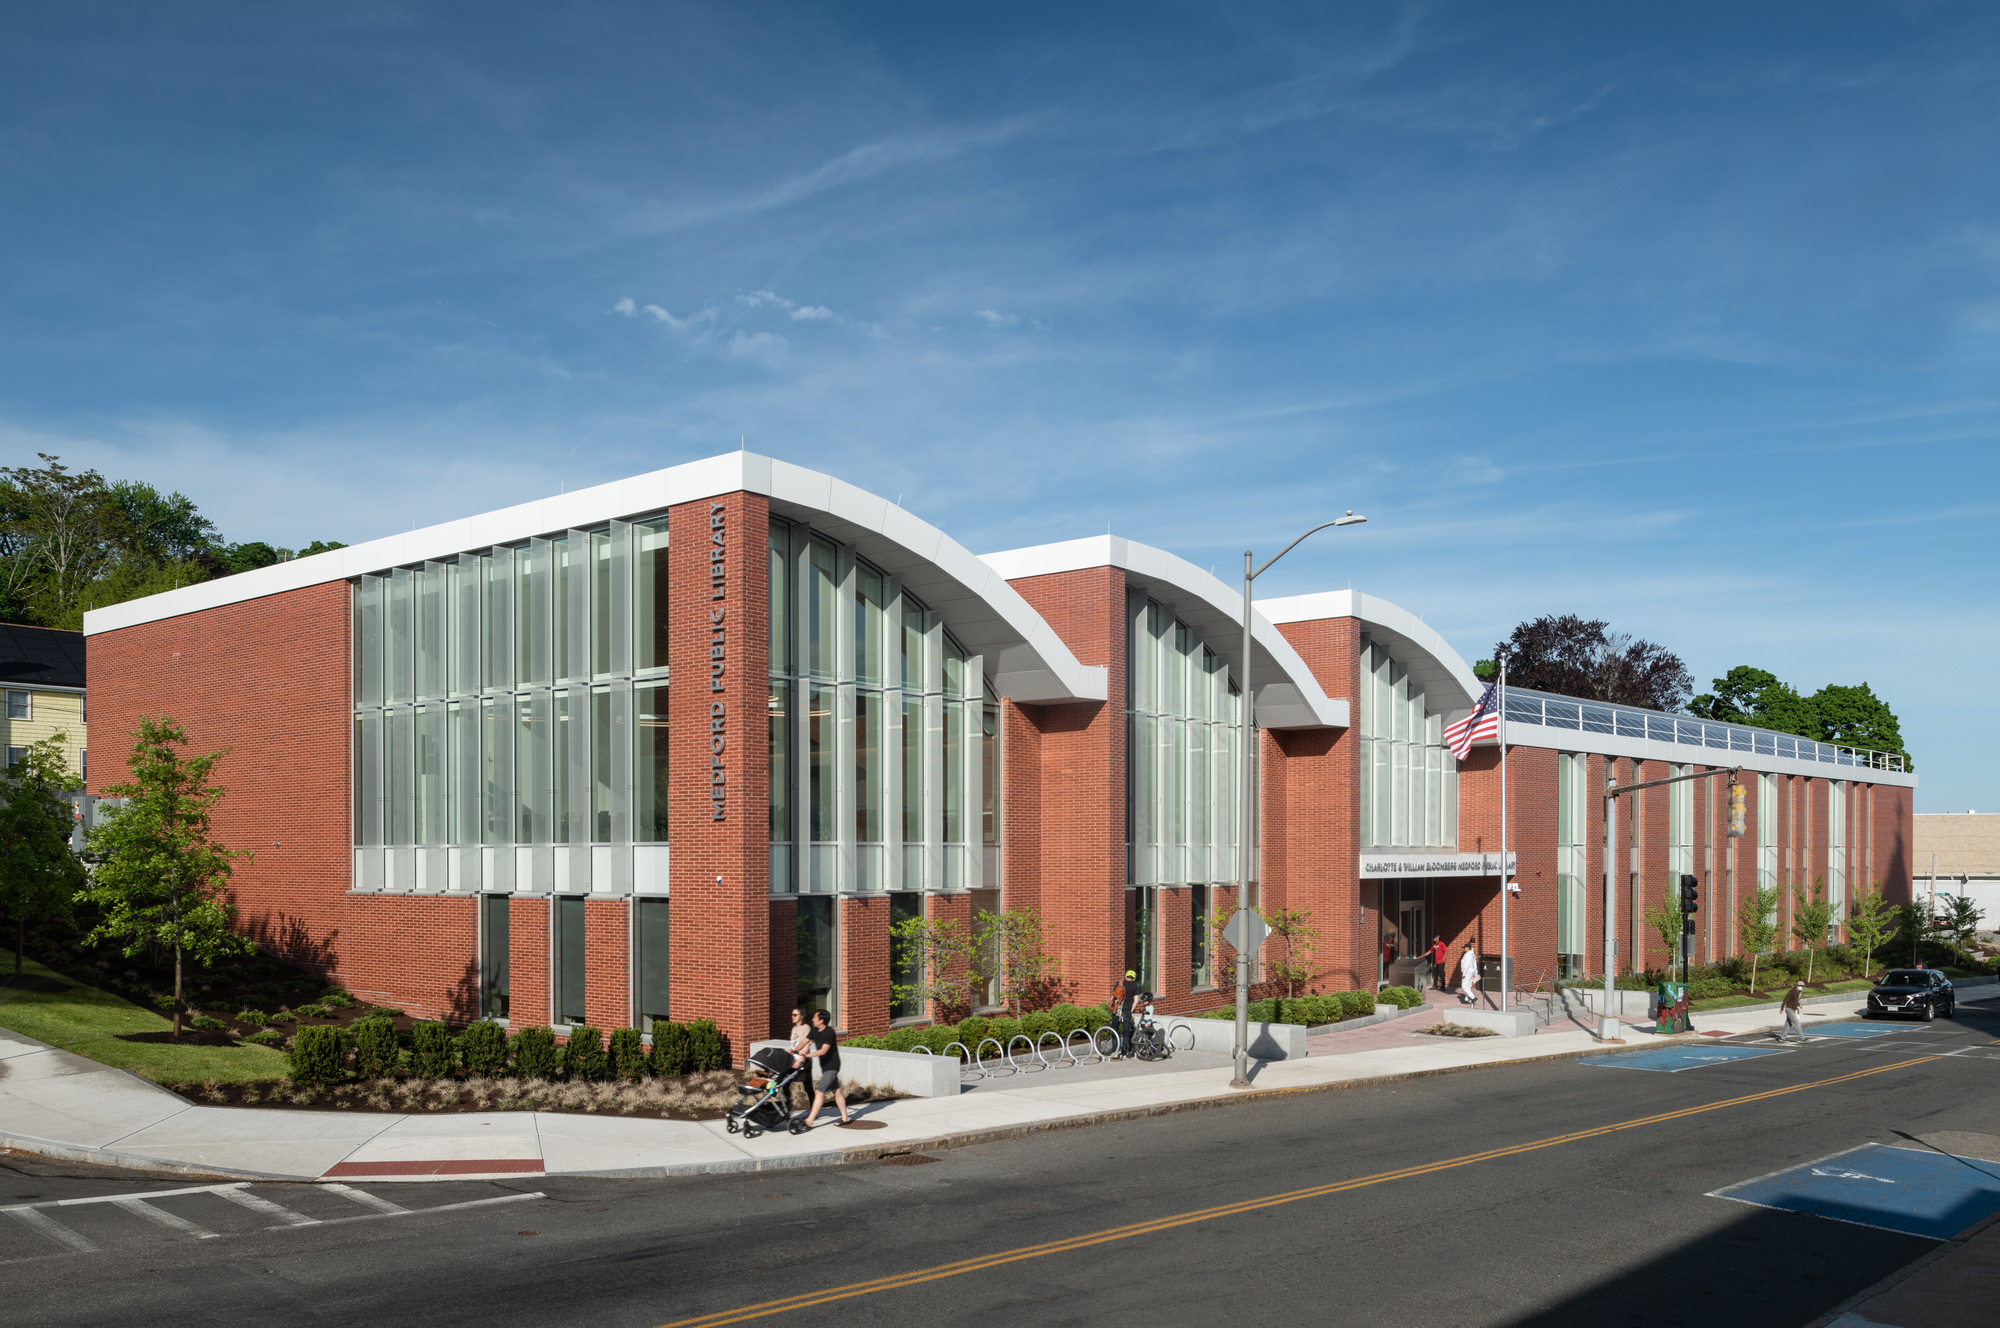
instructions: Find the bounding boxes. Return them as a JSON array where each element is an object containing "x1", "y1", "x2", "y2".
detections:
[{"x1": 1444, "y1": 683, "x2": 1500, "y2": 759}]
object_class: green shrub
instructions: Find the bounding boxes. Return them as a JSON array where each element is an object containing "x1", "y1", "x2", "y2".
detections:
[
  {"x1": 923, "y1": 1024, "x2": 965, "y2": 1056},
  {"x1": 511, "y1": 1026, "x2": 562, "y2": 1080},
  {"x1": 291, "y1": 1002, "x2": 331, "y2": 1019},
  {"x1": 364, "y1": 1005, "x2": 406, "y2": 1018},
  {"x1": 1021, "y1": 1011, "x2": 1058, "y2": 1039},
  {"x1": 988, "y1": 1017, "x2": 1024, "y2": 1047},
  {"x1": 151, "y1": 993, "x2": 178, "y2": 1012},
  {"x1": 685, "y1": 1019, "x2": 727, "y2": 1072},
  {"x1": 233, "y1": 1008, "x2": 267, "y2": 1026},
  {"x1": 244, "y1": 1028, "x2": 285, "y2": 1048},
  {"x1": 410, "y1": 1021, "x2": 457, "y2": 1078},
  {"x1": 188, "y1": 1014, "x2": 229, "y2": 1032},
  {"x1": 318, "y1": 988, "x2": 355, "y2": 1009},
  {"x1": 269, "y1": 1007, "x2": 298, "y2": 1024},
  {"x1": 607, "y1": 1027, "x2": 647, "y2": 1082},
  {"x1": 351, "y1": 1016, "x2": 401, "y2": 1077},
  {"x1": 289, "y1": 1024, "x2": 347, "y2": 1085},
  {"x1": 1689, "y1": 977, "x2": 1737, "y2": 1001},
  {"x1": 461, "y1": 1020, "x2": 508, "y2": 1076},
  {"x1": 1381, "y1": 985, "x2": 1424, "y2": 1010},
  {"x1": 1080, "y1": 1004, "x2": 1112, "y2": 1030},
  {"x1": 956, "y1": 1015, "x2": 993, "y2": 1049},
  {"x1": 562, "y1": 1025, "x2": 606, "y2": 1081},
  {"x1": 844, "y1": 1035, "x2": 890, "y2": 1050},
  {"x1": 882, "y1": 1027, "x2": 925, "y2": 1053},
  {"x1": 649, "y1": 1021, "x2": 691, "y2": 1077}
]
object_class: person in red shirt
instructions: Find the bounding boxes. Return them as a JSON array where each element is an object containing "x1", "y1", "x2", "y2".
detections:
[{"x1": 1427, "y1": 936, "x2": 1449, "y2": 991}]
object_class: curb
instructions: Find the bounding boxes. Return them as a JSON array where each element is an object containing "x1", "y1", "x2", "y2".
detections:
[
  {"x1": 0, "y1": 1130, "x2": 305, "y2": 1183},
  {"x1": 1803, "y1": 1206, "x2": 2000, "y2": 1328}
]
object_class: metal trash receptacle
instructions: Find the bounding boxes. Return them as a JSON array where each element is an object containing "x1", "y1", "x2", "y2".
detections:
[{"x1": 1478, "y1": 955, "x2": 1513, "y2": 993}]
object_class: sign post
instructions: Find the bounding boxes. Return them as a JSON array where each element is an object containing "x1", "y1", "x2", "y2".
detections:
[{"x1": 1224, "y1": 907, "x2": 1269, "y2": 1088}]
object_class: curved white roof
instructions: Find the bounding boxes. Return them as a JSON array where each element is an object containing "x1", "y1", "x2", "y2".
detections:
[
  {"x1": 980, "y1": 536, "x2": 1349, "y2": 729},
  {"x1": 1257, "y1": 589, "x2": 1483, "y2": 717},
  {"x1": 82, "y1": 451, "x2": 1108, "y2": 706}
]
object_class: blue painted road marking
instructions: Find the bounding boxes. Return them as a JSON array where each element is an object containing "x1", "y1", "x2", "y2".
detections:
[
  {"x1": 1711, "y1": 1144, "x2": 2000, "y2": 1239},
  {"x1": 1585, "y1": 1045, "x2": 1789, "y2": 1073},
  {"x1": 1810, "y1": 1023, "x2": 1929, "y2": 1039}
]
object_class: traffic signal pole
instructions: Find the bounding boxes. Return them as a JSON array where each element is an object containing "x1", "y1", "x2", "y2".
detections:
[{"x1": 1599, "y1": 765, "x2": 1741, "y2": 1042}]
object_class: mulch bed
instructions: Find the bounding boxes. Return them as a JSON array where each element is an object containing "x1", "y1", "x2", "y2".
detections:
[{"x1": 1417, "y1": 1024, "x2": 1500, "y2": 1038}]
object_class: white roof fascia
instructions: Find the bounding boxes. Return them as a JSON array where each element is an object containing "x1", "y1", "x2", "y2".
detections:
[
  {"x1": 1258, "y1": 588, "x2": 1482, "y2": 716},
  {"x1": 980, "y1": 535, "x2": 1347, "y2": 729},
  {"x1": 1497, "y1": 721, "x2": 1918, "y2": 789},
  {"x1": 82, "y1": 451, "x2": 1105, "y2": 706}
]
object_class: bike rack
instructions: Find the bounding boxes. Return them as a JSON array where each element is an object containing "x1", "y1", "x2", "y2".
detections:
[
  {"x1": 975, "y1": 1037, "x2": 1009, "y2": 1077},
  {"x1": 1034, "y1": 1030, "x2": 1069, "y2": 1068},
  {"x1": 944, "y1": 1041, "x2": 976, "y2": 1078},
  {"x1": 1065, "y1": 1028, "x2": 1100, "y2": 1064},
  {"x1": 1092, "y1": 1024, "x2": 1120, "y2": 1059},
  {"x1": 911, "y1": 1044, "x2": 933, "y2": 1056},
  {"x1": 1006, "y1": 1034, "x2": 1041, "y2": 1072},
  {"x1": 1167, "y1": 1021, "x2": 1196, "y2": 1051}
]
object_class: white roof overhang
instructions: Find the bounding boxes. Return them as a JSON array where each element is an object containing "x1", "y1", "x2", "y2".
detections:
[
  {"x1": 1256, "y1": 589, "x2": 1482, "y2": 718},
  {"x1": 980, "y1": 536, "x2": 1348, "y2": 729}
]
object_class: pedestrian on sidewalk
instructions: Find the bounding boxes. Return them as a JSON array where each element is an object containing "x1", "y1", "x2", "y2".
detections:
[
  {"x1": 1457, "y1": 945, "x2": 1480, "y2": 1005},
  {"x1": 1427, "y1": 936, "x2": 1448, "y2": 991},
  {"x1": 1111, "y1": 969, "x2": 1140, "y2": 1058},
  {"x1": 803, "y1": 1010, "x2": 851, "y2": 1128},
  {"x1": 1777, "y1": 982, "x2": 1805, "y2": 1042}
]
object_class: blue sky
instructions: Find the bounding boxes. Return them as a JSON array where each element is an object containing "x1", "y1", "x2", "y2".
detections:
[{"x1": 3, "y1": 2, "x2": 1995, "y2": 811}]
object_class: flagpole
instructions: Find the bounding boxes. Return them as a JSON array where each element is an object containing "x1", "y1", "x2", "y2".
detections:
[{"x1": 1498, "y1": 656, "x2": 1509, "y2": 1013}]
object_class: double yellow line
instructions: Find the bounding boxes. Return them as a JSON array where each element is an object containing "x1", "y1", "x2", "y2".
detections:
[{"x1": 660, "y1": 1056, "x2": 1933, "y2": 1327}]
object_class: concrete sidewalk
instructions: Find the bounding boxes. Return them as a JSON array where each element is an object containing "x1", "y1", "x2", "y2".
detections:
[{"x1": 2, "y1": 991, "x2": 1987, "y2": 1185}]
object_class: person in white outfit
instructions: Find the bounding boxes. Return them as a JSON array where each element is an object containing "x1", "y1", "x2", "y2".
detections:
[{"x1": 1458, "y1": 946, "x2": 1480, "y2": 1005}]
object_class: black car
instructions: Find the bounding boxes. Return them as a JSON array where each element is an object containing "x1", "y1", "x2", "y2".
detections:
[{"x1": 1865, "y1": 969, "x2": 1956, "y2": 1021}]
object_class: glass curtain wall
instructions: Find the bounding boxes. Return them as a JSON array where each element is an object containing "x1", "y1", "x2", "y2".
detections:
[
  {"x1": 767, "y1": 517, "x2": 986, "y2": 898},
  {"x1": 351, "y1": 515, "x2": 658, "y2": 895},
  {"x1": 1126, "y1": 597, "x2": 1241, "y2": 896},
  {"x1": 1827, "y1": 782, "x2": 1847, "y2": 923},
  {"x1": 1357, "y1": 639, "x2": 1459, "y2": 849},
  {"x1": 1555, "y1": 752, "x2": 1587, "y2": 977}
]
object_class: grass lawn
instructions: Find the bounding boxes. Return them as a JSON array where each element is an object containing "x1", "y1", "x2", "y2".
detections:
[
  {"x1": 0, "y1": 955, "x2": 290, "y2": 1084},
  {"x1": 1688, "y1": 978, "x2": 1877, "y2": 1012}
]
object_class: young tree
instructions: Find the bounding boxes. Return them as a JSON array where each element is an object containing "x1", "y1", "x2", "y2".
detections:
[
  {"x1": 1846, "y1": 886, "x2": 1895, "y2": 979},
  {"x1": 0, "y1": 734, "x2": 86, "y2": 976},
  {"x1": 79, "y1": 718, "x2": 252, "y2": 1039},
  {"x1": 1261, "y1": 907, "x2": 1320, "y2": 999},
  {"x1": 888, "y1": 912, "x2": 979, "y2": 1025},
  {"x1": 974, "y1": 908, "x2": 1067, "y2": 1016},
  {"x1": 1942, "y1": 894, "x2": 1983, "y2": 964},
  {"x1": 1735, "y1": 883, "x2": 1781, "y2": 995},
  {"x1": 1790, "y1": 877, "x2": 1835, "y2": 985},
  {"x1": 1643, "y1": 881, "x2": 1685, "y2": 980}
]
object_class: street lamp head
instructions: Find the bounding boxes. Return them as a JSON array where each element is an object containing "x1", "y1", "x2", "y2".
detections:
[{"x1": 1332, "y1": 511, "x2": 1366, "y2": 526}]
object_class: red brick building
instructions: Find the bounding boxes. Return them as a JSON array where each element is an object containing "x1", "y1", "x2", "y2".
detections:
[{"x1": 83, "y1": 452, "x2": 1917, "y2": 1056}]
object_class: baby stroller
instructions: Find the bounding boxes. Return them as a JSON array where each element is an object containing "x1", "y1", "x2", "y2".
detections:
[{"x1": 726, "y1": 1046, "x2": 807, "y2": 1138}]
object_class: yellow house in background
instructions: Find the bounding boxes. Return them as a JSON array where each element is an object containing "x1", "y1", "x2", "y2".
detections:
[{"x1": 1, "y1": 623, "x2": 87, "y2": 786}]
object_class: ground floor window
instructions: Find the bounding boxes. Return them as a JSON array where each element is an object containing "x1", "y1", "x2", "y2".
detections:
[
  {"x1": 889, "y1": 892, "x2": 921, "y2": 1020},
  {"x1": 636, "y1": 898, "x2": 669, "y2": 1032},
  {"x1": 555, "y1": 895, "x2": 586, "y2": 1026},
  {"x1": 1128, "y1": 886, "x2": 1157, "y2": 993},
  {"x1": 798, "y1": 896, "x2": 836, "y2": 1024},
  {"x1": 1190, "y1": 884, "x2": 1211, "y2": 988},
  {"x1": 480, "y1": 894, "x2": 510, "y2": 1020}
]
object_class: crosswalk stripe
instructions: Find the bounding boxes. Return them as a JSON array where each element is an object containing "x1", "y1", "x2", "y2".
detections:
[
  {"x1": 213, "y1": 1187, "x2": 320, "y2": 1226},
  {"x1": 113, "y1": 1198, "x2": 220, "y2": 1239},
  {"x1": 6, "y1": 1206, "x2": 99, "y2": 1254},
  {"x1": 321, "y1": 1183, "x2": 409, "y2": 1215}
]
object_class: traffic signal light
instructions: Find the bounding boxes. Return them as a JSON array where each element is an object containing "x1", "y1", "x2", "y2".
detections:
[
  {"x1": 1727, "y1": 780, "x2": 1746, "y2": 837},
  {"x1": 1680, "y1": 874, "x2": 1699, "y2": 933}
]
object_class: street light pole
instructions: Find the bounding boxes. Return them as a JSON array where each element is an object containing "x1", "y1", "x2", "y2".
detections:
[{"x1": 1231, "y1": 511, "x2": 1366, "y2": 1089}]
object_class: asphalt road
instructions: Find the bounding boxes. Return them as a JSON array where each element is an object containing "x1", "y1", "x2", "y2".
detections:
[{"x1": 8, "y1": 1001, "x2": 1999, "y2": 1328}]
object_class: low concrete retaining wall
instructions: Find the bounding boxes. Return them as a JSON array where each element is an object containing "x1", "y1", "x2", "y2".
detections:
[
  {"x1": 748, "y1": 1042, "x2": 961, "y2": 1099},
  {"x1": 1157, "y1": 1017, "x2": 1308, "y2": 1061},
  {"x1": 1445, "y1": 1006, "x2": 1542, "y2": 1037}
]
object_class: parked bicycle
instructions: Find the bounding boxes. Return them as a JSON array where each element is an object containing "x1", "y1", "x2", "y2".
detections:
[{"x1": 1130, "y1": 995, "x2": 1173, "y2": 1061}]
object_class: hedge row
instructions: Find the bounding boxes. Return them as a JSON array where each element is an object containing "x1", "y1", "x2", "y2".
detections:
[
  {"x1": 844, "y1": 1003, "x2": 1118, "y2": 1059},
  {"x1": 288, "y1": 1017, "x2": 730, "y2": 1086},
  {"x1": 1195, "y1": 985, "x2": 1424, "y2": 1026}
]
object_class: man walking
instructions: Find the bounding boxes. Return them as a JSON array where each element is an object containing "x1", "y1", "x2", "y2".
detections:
[
  {"x1": 1457, "y1": 944, "x2": 1481, "y2": 1005},
  {"x1": 802, "y1": 1009, "x2": 851, "y2": 1128},
  {"x1": 1777, "y1": 981, "x2": 1806, "y2": 1043},
  {"x1": 1427, "y1": 935, "x2": 1449, "y2": 991},
  {"x1": 1111, "y1": 969, "x2": 1140, "y2": 1058}
]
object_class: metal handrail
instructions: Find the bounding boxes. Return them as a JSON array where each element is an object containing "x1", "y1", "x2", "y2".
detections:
[{"x1": 1499, "y1": 689, "x2": 1906, "y2": 773}]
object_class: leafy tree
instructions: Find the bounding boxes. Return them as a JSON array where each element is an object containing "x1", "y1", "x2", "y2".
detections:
[
  {"x1": 0, "y1": 734, "x2": 86, "y2": 976},
  {"x1": 1942, "y1": 894, "x2": 1983, "y2": 963},
  {"x1": 888, "y1": 913, "x2": 979, "y2": 1024},
  {"x1": 974, "y1": 908, "x2": 1067, "y2": 1016},
  {"x1": 1261, "y1": 906, "x2": 1320, "y2": 998},
  {"x1": 107, "y1": 481, "x2": 219, "y2": 563},
  {"x1": 0, "y1": 455, "x2": 130, "y2": 625},
  {"x1": 1643, "y1": 882, "x2": 1685, "y2": 980},
  {"x1": 1487, "y1": 615, "x2": 1692, "y2": 712},
  {"x1": 80, "y1": 718, "x2": 253, "y2": 1040},
  {"x1": 1846, "y1": 886, "x2": 1895, "y2": 978},
  {"x1": 1687, "y1": 668, "x2": 1911, "y2": 770},
  {"x1": 1735, "y1": 882, "x2": 1781, "y2": 994},
  {"x1": 1813, "y1": 684, "x2": 1909, "y2": 769},
  {"x1": 1790, "y1": 877, "x2": 1835, "y2": 984}
]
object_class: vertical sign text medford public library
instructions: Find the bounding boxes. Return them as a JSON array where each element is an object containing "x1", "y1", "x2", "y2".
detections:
[{"x1": 708, "y1": 501, "x2": 726, "y2": 821}]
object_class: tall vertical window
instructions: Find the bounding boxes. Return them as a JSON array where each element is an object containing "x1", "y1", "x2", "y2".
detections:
[
  {"x1": 807, "y1": 538, "x2": 837, "y2": 679},
  {"x1": 769, "y1": 683, "x2": 791, "y2": 845},
  {"x1": 1191, "y1": 883, "x2": 1211, "y2": 988},
  {"x1": 555, "y1": 896, "x2": 586, "y2": 1027},
  {"x1": 634, "y1": 681, "x2": 669, "y2": 843},
  {"x1": 1126, "y1": 596, "x2": 1242, "y2": 893},
  {"x1": 797, "y1": 896, "x2": 836, "y2": 1022},
  {"x1": 942, "y1": 703, "x2": 964, "y2": 844},
  {"x1": 552, "y1": 692, "x2": 574, "y2": 845},
  {"x1": 636, "y1": 898, "x2": 669, "y2": 1033},
  {"x1": 854, "y1": 563, "x2": 885, "y2": 685},
  {"x1": 1667, "y1": 762, "x2": 1692, "y2": 881},
  {"x1": 1757, "y1": 773, "x2": 1779, "y2": 928},
  {"x1": 1556, "y1": 752, "x2": 1587, "y2": 977},
  {"x1": 855, "y1": 691, "x2": 883, "y2": 844},
  {"x1": 890, "y1": 892, "x2": 921, "y2": 1020},
  {"x1": 808, "y1": 683, "x2": 835, "y2": 841},
  {"x1": 1358, "y1": 639, "x2": 1457, "y2": 849},
  {"x1": 480, "y1": 894, "x2": 510, "y2": 1020},
  {"x1": 634, "y1": 518, "x2": 670, "y2": 675},
  {"x1": 902, "y1": 693, "x2": 924, "y2": 843},
  {"x1": 1827, "y1": 782, "x2": 1847, "y2": 921}
]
